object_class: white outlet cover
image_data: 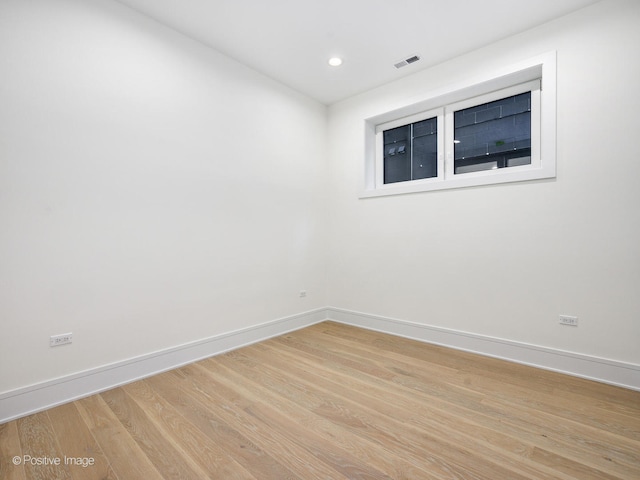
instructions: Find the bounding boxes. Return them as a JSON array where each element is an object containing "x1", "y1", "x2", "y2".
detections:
[
  {"x1": 50, "y1": 333, "x2": 73, "y2": 347},
  {"x1": 559, "y1": 315, "x2": 578, "y2": 326}
]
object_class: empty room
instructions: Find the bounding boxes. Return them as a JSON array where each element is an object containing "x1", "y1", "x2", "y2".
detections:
[{"x1": 1, "y1": 0, "x2": 639, "y2": 478}]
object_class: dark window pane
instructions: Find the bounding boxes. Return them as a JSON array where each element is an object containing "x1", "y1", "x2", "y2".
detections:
[
  {"x1": 454, "y1": 92, "x2": 531, "y2": 174},
  {"x1": 384, "y1": 125, "x2": 411, "y2": 183},
  {"x1": 413, "y1": 117, "x2": 437, "y2": 137},
  {"x1": 383, "y1": 117, "x2": 437, "y2": 184},
  {"x1": 413, "y1": 130, "x2": 437, "y2": 180}
]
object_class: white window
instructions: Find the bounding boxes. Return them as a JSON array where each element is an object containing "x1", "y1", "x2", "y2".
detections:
[
  {"x1": 362, "y1": 52, "x2": 556, "y2": 197},
  {"x1": 376, "y1": 108, "x2": 444, "y2": 186}
]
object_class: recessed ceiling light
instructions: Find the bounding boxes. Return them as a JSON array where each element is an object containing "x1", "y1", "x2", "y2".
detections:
[{"x1": 328, "y1": 57, "x2": 343, "y2": 67}]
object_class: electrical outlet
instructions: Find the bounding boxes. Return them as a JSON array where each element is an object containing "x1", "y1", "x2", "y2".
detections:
[
  {"x1": 559, "y1": 315, "x2": 578, "y2": 327},
  {"x1": 50, "y1": 333, "x2": 73, "y2": 347}
]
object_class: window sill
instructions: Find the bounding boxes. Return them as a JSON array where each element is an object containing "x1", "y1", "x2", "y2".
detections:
[{"x1": 359, "y1": 164, "x2": 555, "y2": 198}]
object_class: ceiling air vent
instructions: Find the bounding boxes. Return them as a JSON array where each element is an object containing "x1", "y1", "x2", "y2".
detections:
[{"x1": 394, "y1": 55, "x2": 421, "y2": 69}]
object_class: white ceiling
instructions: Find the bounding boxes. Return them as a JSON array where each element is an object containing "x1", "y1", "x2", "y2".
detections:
[{"x1": 114, "y1": 0, "x2": 600, "y2": 104}]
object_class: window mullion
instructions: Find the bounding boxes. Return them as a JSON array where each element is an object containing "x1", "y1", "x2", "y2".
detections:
[
  {"x1": 410, "y1": 123, "x2": 414, "y2": 180},
  {"x1": 444, "y1": 109, "x2": 454, "y2": 180}
]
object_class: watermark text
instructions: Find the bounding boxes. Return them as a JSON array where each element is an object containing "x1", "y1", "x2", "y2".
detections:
[{"x1": 12, "y1": 455, "x2": 95, "y2": 468}]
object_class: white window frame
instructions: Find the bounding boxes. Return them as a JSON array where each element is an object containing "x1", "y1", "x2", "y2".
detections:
[{"x1": 361, "y1": 51, "x2": 556, "y2": 198}]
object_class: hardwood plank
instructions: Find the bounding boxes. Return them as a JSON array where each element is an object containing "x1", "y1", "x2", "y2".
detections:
[
  {"x1": 46, "y1": 402, "x2": 116, "y2": 480},
  {"x1": 144, "y1": 370, "x2": 300, "y2": 480},
  {"x1": 16, "y1": 412, "x2": 71, "y2": 480},
  {"x1": 192, "y1": 364, "x2": 418, "y2": 479},
  {"x1": 267, "y1": 326, "x2": 639, "y2": 479},
  {"x1": 182, "y1": 362, "x2": 414, "y2": 480},
  {"x1": 101, "y1": 386, "x2": 214, "y2": 480},
  {"x1": 167, "y1": 364, "x2": 354, "y2": 479},
  {"x1": 75, "y1": 394, "x2": 164, "y2": 480},
  {"x1": 0, "y1": 421, "x2": 26, "y2": 480},
  {"x1": 198, "y1": 358, "x2": 478, "y2": 480},
  {"x1": 318, "y1": 322, "x2": 640, "y2": 414},
  {"x1": 220, "y1": 342, "x2": 561, "y2": 480},
  {"x1": 531, "y1": 446, "x2": 624, "y2": 480},
  {"x1": 121, "y1": 380, "x2": 256, "y2": 480},
  {"x1": 285, "y1": 324, "x2": 640, "y2": 452}
]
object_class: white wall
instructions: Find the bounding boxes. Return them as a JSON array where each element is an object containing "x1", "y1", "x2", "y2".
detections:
[
  {"x1": 0, "y1": 0, "x2": 327, "y2": 393},
  {"x1": 326, "y1": 0, "x2": 640, "y2": 365}
]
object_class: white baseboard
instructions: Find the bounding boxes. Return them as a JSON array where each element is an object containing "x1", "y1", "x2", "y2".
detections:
[
  {"x1": 3, "y1": 306, "x2": 638, "y2": 423},
  {"x1": 326, "y1": 307, "x2": 640, "y2": 392},
  {"x1": 0, "y1": 308, "x2": 328, "y2": 424}
]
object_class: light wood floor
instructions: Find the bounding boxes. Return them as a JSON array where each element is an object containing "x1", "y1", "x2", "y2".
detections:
[{"x1": 1, "y1": 322, "x2": 639, "y2": 480}]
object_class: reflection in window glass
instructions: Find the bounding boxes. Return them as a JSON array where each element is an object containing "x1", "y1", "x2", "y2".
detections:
[
  {"x1": 454, "y1": 92, "x2": 531, "y2": 174},
  {"x1": 383, "y1": 117, "x2": 437, "y2": 184}
]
